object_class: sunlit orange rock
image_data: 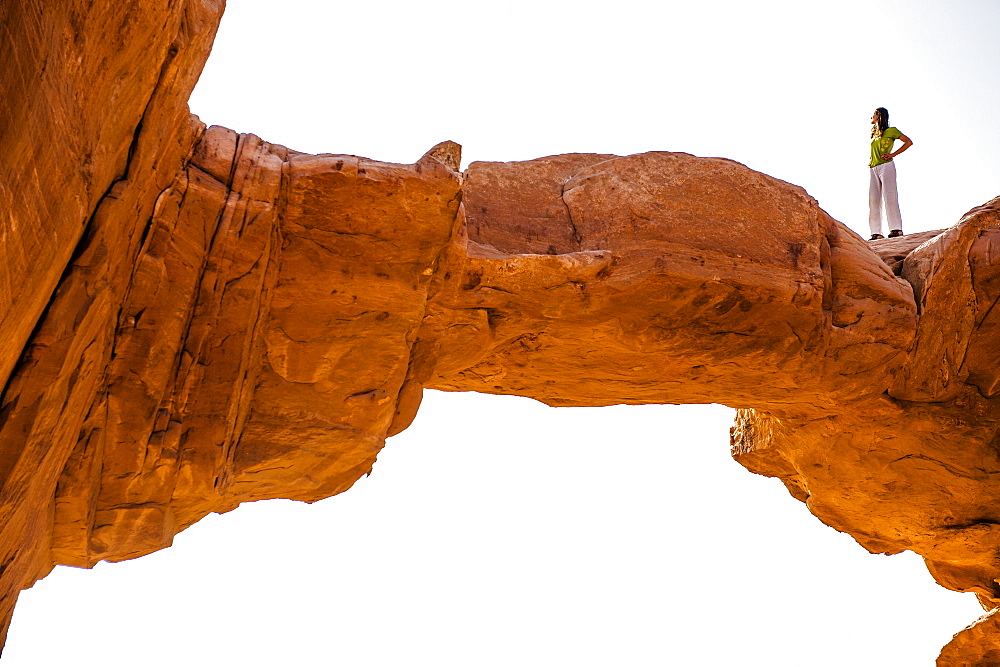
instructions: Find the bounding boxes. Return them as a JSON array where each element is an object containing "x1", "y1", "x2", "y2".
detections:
[
  {"x1": 940, "y1": 608, "x2": 1000, "y2": 665},
  {"x1": 0, "y1": 0, "x2": 223, "y2": 645},
  {"x1": 3, "y1": 1, "x2": 1000, "y2": 664}
]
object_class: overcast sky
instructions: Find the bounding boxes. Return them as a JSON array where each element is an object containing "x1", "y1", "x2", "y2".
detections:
[{"x1": 7, "y1": 1, "x2": 1000, "y2": 665}]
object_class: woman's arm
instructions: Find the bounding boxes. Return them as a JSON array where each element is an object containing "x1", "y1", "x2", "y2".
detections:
[{"x1": 883, "y1": 133, "x2": 913, "y2": 160}]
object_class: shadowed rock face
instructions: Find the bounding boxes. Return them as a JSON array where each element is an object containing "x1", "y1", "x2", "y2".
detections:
[{"x1": 4, "y1": 1, "x2": 1000, "y2": 664}]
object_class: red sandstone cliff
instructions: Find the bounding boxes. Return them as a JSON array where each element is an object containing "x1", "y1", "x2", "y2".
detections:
[{"x1": 2, "y1": 2, "x2": 1000, "y2": 664}]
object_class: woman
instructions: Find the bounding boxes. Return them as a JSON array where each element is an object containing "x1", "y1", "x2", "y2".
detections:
[{"x1": 869, "y1": 107, "x2": 913, "y2": 240}]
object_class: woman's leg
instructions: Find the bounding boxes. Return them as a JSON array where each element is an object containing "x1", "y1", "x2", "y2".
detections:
[
  {"x1": 869, "y1": 166, "x2": 884, "y2": 236},
  {"x1": 882, "y1": 161, "x2": 903, "y2": 232}
]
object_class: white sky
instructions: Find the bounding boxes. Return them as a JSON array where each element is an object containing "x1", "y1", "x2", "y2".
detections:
[{"x1": 7, "y1": 1, "x2": 1000, "y2": 665}]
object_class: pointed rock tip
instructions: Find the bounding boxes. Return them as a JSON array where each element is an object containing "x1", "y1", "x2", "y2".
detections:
[{"x1": 420, "y1": 141, "x2": 462, "y2": 171}]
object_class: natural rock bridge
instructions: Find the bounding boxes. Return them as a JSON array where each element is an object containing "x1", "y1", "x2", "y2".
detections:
[{"x1": 2, "y1": 1, "x2": 1000, "y2": 663}]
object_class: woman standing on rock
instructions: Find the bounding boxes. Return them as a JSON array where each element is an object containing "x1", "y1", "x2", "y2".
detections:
[{"x1": 869, "y1": 107, "x2": 913, "y2": 240}]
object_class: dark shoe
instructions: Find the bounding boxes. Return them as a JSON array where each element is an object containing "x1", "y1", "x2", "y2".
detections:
[
  {"x1": 870, "y1": 234, "x2": 884, "y2": 240},
  {"x1": 888, "y1": 229, "x2": 903, "y2": 238}
]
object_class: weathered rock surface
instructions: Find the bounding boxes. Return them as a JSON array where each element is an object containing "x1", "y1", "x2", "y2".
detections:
[
  {"x1": 439, "y1": 153, "x2": 915, "y2": 414},
  {"x1": 4, "y1": 1, "x2": 1000, "y2": 664},
  {"x1": 0, "y1": 0, "x2": 224, "y2": 646},
  {"x1": 870, "y1": 229, "x2": 946, "y2": 275},
  {"x1": 940, "y1": 608, "x2": 1000, "y2": 665}
]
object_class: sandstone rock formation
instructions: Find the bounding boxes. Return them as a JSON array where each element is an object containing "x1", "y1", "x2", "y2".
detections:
[
  {"x1": 3, "y1": 1, "x2": 1000, "y2": 664},
  {"x1": 940, "y1": 608, "x2": 1000, "y2": 664},
  {"x1": 0, "y1": 0, "x2": 225, "y2": 646}
]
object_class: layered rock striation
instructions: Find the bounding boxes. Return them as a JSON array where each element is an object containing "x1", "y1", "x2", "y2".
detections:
[
  {"x1": 0, "y1": 0, "x2": 224, "y2": 646},
  {"x1": 3, "y1": 1, "x2": 1000, "y2": 664}
]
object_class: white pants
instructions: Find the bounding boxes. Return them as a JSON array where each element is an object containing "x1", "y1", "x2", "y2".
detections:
[{"x1": 869, "y1": 161, "x2": 902, "y2": 235}]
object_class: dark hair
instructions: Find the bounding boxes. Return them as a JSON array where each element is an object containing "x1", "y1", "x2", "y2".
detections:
[{"x1": 871, "y1": 107, "x2": 889, "y2": 138}]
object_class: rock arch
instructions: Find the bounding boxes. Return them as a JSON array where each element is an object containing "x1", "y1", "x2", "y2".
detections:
[{"x1": 1, "y1": 1, "x2": 999, "y2": 662}]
